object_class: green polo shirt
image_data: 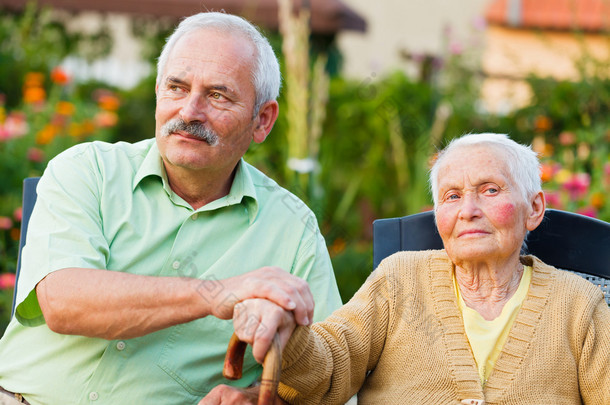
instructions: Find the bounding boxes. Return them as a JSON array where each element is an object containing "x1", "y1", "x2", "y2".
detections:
[{"x1": 0, "y1": 139, "x2": 341, "y2": 404}]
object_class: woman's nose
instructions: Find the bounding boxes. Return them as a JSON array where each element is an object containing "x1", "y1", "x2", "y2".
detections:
[{"x1": 458, "y1": 193, "x2": 482, "y2": 219}]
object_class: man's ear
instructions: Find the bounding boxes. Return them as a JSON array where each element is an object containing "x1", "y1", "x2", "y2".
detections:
[
  {"x1": 252, "y1": 100, "x2": 279, "y2": 144},
  {"x1": 526, "y1": 191, "x2": 546, "y2": 231}
]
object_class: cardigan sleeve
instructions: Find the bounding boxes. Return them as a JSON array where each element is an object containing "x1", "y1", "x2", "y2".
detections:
[
  {"x1": 577, "y1": 293, "x2": 610, "y2": 405},
  {"x1": 277, "y1": 263, "x2": 394, "y2": 405}
]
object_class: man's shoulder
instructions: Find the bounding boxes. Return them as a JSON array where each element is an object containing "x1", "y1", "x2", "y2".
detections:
[
  {"x1": 57, "y1": 138, "x2": 154, "y2": 161},
  {"x1": 50, "y1": 138, "x2": 155, "y2": 174}
]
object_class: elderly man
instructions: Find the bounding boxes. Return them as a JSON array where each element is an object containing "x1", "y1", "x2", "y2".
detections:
[{"x1": 0, "y1": 12, "x2": 341, "y2": 405}]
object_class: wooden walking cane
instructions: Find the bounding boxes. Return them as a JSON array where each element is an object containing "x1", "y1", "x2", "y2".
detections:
[{"x1": 223, "y1": 332, "x2": 282, "y2": 405}]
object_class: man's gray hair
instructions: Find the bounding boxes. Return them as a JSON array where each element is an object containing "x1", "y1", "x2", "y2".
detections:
[
  {"x1": 429, "y1": 133, "x2": 542, "y2": 207},
  {"x1": 156, "y1": 12, "x2": 281, "y2": 115}
]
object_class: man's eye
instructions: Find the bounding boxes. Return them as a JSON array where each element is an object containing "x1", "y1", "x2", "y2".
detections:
[{"x1": 210, "y1": 92, "x2": 223, "y2": 100}]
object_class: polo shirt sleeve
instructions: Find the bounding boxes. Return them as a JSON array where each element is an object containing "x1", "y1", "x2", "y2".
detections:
[
  {"x1": 15, "y1": 144, "x2": 108, "y2": 326},
  {"x1": 289, "y1": 212, "x2": 342, "y2": 322}
]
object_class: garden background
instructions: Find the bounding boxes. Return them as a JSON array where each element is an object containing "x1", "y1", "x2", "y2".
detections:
[{"x1": 1, "y1": 2, "x2": 610, "y2": 335}]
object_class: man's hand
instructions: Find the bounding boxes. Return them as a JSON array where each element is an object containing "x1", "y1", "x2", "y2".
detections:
[
  {"x1": 198, "y1": 385, "x2": 288, "y2": 405},
  {"x1": 206, "y1": 267, "x2": 313, "y2": 328},
  {"x1": 233, "y1": 298, "x2": 297, "y2": 363}
]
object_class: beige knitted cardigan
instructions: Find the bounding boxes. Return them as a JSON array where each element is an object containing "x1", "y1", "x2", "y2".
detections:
[{"x1": 278, "y1": 250, "x2": 610, "y2": 404}]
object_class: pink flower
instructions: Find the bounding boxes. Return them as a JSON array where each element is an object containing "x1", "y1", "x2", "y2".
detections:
[
  {"x1": 576, "y1": 206, "x2": 597, "y2": 218},
  {"x1": 562, "y1": 173, "x2": 590, "y2": 201},
  {"x1": 27, "y1": 147, "x2": 45, "y2": 163},
  {"x1": 0, "y1": 112, "x2": 28, "y2": 141},
  {"x1": 558, "y1": 131, "x2": 576, "y2": 146},
  {"x1": 0, "y1": 273, "x2": 16, "y2": 290},
  {"x1": 13, "y1": 207, "x2": 22, "y2": 222},
  {"x1": 0, "y1": 216, "x2": 12, "y2": 230},
  {"x1": 544, "y1": 190, "x2": 563, "y2": 209},
  {"x1": 472, "y1": 16, "x2": 487, "y2": 31},
  {"x1": 449, "y1": 42, "x2": 463, "y2": 55}
]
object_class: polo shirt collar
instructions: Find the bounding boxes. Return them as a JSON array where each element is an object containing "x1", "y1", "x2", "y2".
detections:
[{"x1": 133, "y1": 140, "x2": 259, "y2": 223}]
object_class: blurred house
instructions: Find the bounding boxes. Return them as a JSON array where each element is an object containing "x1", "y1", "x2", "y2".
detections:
[
  {"x1": 336, "y1": 0, "x2": 490, "y2": 80},
  {"x1": 482, "y1": 0, "x2": 610, "y2": 113},
  {"x1": 0, "y1": 0, "x2": 366, "y2": 88}
]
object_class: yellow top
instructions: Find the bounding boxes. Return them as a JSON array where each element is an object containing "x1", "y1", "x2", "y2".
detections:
[{"x1": 454, "y1": 265, "x2": 532, "y2": 385}]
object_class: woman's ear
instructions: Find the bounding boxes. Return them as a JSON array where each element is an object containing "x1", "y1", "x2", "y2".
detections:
[
  {"x1": 252, "y1": 100, "x2": 279, "y2": 144},
  {"x1": 526, "y1": 191, "x2": 546, "y2": 231}
]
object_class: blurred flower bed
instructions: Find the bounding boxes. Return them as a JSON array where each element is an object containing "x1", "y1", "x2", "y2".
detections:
[{"x1": 0, "y1": 66, "x2": 118, "y2": 330}]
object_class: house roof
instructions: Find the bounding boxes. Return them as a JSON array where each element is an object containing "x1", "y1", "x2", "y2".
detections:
[
  {"x1": 0, "y1": 0, "x2": 366, "y2": 34},
  {"x1": 486, "y1": 0, "x2": 610, "y2": 32}
]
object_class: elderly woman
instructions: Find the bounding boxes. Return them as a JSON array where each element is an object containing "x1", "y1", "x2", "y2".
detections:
[{"x1": 202, "y1": 133, "x2": 610, "y2": 405}]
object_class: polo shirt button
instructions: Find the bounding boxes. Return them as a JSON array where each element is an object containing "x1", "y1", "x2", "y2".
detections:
[
  {"x1": 172, "y1": 261, "x2": 180, "y2": 270},
  {"x1": 191, "y1": 213, "x2": 198, "y2": 220},
  {"x1": 116, "y1": 341, "x2": 126, "y2": 351},
  {"x1": 89, "y1": 391, "x2": 99, "y2": 401}
]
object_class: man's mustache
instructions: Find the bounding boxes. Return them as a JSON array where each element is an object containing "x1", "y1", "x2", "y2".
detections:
[{"x1": 160, "y1": 118, "x2": 219, "y2": 146}]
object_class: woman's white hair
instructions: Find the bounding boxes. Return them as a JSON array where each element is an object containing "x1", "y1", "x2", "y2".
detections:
[
  {"x1": 429, "y1": 133, "x2": 542, "y2": 207},
  {"x1": 156, "y1": 12, "x2": 281, "y2": 115}
]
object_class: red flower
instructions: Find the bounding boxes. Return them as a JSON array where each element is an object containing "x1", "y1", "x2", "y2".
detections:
[
  {"x1": 0, "y1": 273, "x2": 16, "y2": 290},
  {"x1": 50, "y1": 67, "x2": 70, "y2": 85}
]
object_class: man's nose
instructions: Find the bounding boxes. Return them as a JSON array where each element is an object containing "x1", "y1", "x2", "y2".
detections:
[{"x1": 179, "y1": 93, "x2": 208, "y2": 123}]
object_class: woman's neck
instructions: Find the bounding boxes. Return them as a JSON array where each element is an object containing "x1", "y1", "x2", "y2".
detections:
[{"x1": 455, "y1": 260, "x2": 524, "y2": 320}]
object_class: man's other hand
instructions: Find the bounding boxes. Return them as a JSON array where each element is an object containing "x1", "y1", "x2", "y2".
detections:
[{"x1": 207, "y1": 267, "x2": 313, "y2": 327}]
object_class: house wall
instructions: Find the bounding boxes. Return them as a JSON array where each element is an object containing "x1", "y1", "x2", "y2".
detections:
[
  {"x1": 336, "y1": 0, "x2": 491, "y2": 79},
  {"x1": 481, "y1": 25, "x2": 610, "y2": 113},
  {"x1": 61, "y1": 12, "x2": 152, "y2": 89}
]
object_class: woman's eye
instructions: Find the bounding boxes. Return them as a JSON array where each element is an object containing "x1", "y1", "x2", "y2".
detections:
[
  {"x1": 445, "y1": 193, "x2": 459, "y2": 201},
  {"x1": 485, "y1": 187, "x2": 499, "y2": 194}
]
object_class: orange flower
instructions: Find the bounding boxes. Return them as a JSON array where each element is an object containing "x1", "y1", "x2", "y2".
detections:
[
  {"x1": 23, "y1": 86, "x2": 46, "y2": 104},
  {"x1": 97, "y1": 94, "x2": 120, "y2": 111},
  {"x1": 81, "y1": 120, "x2": 96, "y2": 135},
  {"x1": 10, "y1": 228, "x2": 20, "y2": 241},
  {"x1": 36, "y1": 124, "x2": 58, "y2": 144},
  {"x1": 50, "y1": 67, "x2": 70, "y2": 85},
  {"x1": 591, "y1": 192, "x2": 605, "y2": 210},
  {"x1": 24, "y1": 72, "x2": 45, "y2": 88},
  {"x1": 540, "y1": 163, "x2": 554, "y2": 183},
  {"x1": 56, "y1": 101, "x2": 75, "y2": 116},
  {"x1": 534, "y1": 115, "x2": 552, "y2": 132},
  {"x1": 95, "y1": 111, "x2": 118, "y2": 128}
]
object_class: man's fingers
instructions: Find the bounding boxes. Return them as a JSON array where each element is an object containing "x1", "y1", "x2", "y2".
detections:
[{"x1": 198, "y1": 385, "x2": 258, "y2": 405}]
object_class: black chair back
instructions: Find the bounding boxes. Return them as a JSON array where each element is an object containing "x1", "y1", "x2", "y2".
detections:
[
  {"x1": 373, "y1": 209, "x2": 610, "y2": 303},
  {"x1": 11, "y1": 177, "x2": 40, "y2": 317}
]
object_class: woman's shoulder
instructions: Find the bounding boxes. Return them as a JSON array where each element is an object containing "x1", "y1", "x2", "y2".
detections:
[
  {"x1": 529, "y1": 255, "x2": 606, "y2": 307},
  {"x1": 373, "y1": 249, "x2": 451, "y2": 288}
]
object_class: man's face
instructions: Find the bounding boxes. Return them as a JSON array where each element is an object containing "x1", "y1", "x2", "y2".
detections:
[{"x1": 155, "y1": 28, "x2": 258, "y2": 174}]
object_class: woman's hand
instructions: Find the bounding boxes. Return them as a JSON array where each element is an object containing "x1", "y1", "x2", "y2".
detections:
[{"x1": 233, "y1": 298, "x2": 298, "y2": 363}]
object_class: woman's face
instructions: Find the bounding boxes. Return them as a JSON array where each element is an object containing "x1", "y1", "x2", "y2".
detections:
[{"x1": 434, "y1": 145, "x2": 544, "y2": 266}]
